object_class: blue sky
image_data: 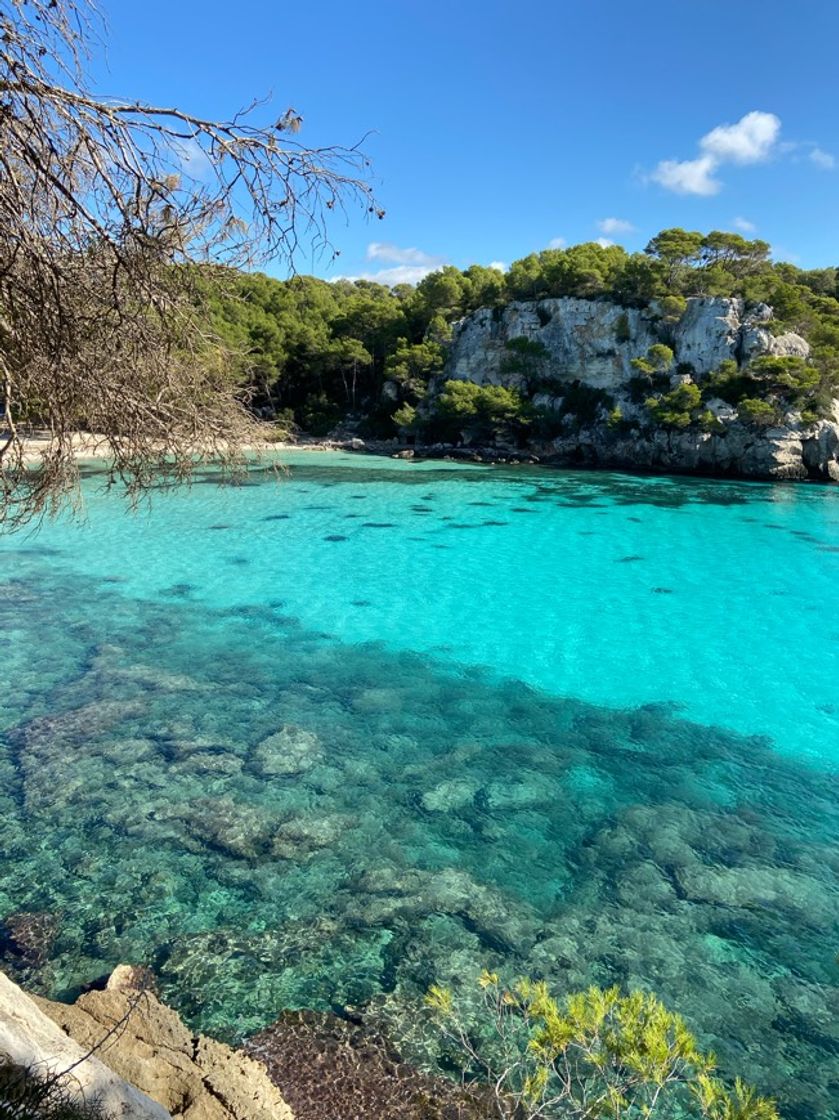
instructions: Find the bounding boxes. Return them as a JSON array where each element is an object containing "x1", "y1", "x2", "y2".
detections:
[{"x1": 94, "y1": 0, "x2": 839, "y2": 280}]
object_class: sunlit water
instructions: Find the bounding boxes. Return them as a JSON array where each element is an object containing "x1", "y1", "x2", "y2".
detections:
[{"x1": 1, "y1": 452, "x2": 837, "y2": 1117}]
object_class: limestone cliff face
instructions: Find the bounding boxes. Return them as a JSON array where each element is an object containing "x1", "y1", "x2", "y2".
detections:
[
  {"x1": 447, "y1": 296, "x2": 809, "y2": 391},
  {"x1": 444, "y1": 296, "x2": 838, "y2": 481}
]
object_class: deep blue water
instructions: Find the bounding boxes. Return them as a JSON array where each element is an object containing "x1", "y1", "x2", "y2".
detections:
[{"x1": 0, "y1": 452, "x2": 837, "y2": 1117}]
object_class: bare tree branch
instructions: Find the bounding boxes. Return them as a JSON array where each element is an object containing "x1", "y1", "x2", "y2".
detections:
[{"x1": 0, "y1": 0, "x2": 381, "y2": 527}]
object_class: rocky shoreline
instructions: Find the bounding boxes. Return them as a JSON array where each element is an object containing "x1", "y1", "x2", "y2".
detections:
[
  {"x1": 285, "y1": 430, "x2": 839, "y2": 483},
  {"x1": 1, "y1": 965, "x2": 487, "y2": 1120}
]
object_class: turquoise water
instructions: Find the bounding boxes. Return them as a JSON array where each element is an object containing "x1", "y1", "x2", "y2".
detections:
[{"x1": 1, "y1": 452, "x2": 838, "y2": 1117}]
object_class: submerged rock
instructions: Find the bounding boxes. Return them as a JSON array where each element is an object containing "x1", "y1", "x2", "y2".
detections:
[
  {"x1": 348, "y1": 865, "x2": 539, "y2": 953},
  {"x1": 0, "y1": 912, "x2": 59, "y2": 972},
  {"x1": 251, "y1": 725, "x2": 321, "y2": 776},
  {"x1": 419, "y1": 778, "x2": 479, "y2": 812},
  {"x1": 245, "y1": 1009, "x2": 491, "y2": 1120}
]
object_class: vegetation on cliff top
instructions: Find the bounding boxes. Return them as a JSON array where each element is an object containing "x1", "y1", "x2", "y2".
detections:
[{"x1": 205, "y1": 230, "x2": 839, "y2": 447}]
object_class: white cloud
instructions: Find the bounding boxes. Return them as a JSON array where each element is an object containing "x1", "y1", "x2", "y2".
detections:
[
  {"x1": 700, "y1": 111, "x2": 780, "y2": 165},
  {"x1": 171, "y1": 137, "x2": 213, "y2": 181},
  {"x1": 488, "y1": 261, "x2": 507, "y2": 272},
  {"x1": 810, "y1": 146, "x2": 835, "y2": 170},
  {"x1": 334, "y1": 264, "x2": 442, "y2": 286},
  {"x1": 650, "y1": 111, "x2": 781, "y2": 196},
  {"x1": 366, "y1": 242, "x2": 444, "y2": 267},
  {"x1": 547, "y1": 237, "x2": 566, "y2": 249},
  {"x1": 597, "y1": 217, "x2": 635, "y2": 235},
  {"x1": 732, "y1": 216, "x2": 757, "y2": 233},
  {"x1": 651, "y1": 154, "x2": 721, "y2": 196},
  {"x1": 595, "y1": 237, "x2": 615, "y2": 248}
]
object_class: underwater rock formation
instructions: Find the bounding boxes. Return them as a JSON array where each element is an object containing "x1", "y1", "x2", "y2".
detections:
[{"x1": 245, "y1": 1009, "x2": 490, "y2": 1120}]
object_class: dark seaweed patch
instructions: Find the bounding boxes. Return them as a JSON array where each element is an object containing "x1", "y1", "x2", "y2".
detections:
[{"x1": 160, "y1": 583, "x2": 195, "y2": 598}]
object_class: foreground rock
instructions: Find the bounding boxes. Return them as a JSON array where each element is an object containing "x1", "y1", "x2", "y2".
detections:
[
  {"x1": 0, "y1": 969, "x2": 168, "y2": 1120},
  {"x1": 33, "y1": 968, "x2": 293, "y2": 1120}
]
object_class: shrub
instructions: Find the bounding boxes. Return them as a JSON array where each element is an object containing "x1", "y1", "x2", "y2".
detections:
[
  {"x1": 698, "y1": 409, "x2": 724, "y2": 433},
  {"x1": 425, "y1": 974, "x2": 779, "y2": 1120},
  {"x1": 647, "y1": 343, "x2": 675, "y2": 371},
  {"x1": 646, "y1": 382, "x2": 702, "y2": 428},
  {"x1": 738, "y1": 398, "x2": 778, "y2": 426},
  {"x1": 704, "y1": 360, "x2": 753, "y2": 405},
  {"x1": 659, "y1": 294, "x2": 688, "y2": 323},
  {"x1": 747, "y1": 355, "x2": 819, "y2": 399},
  {"x1": 615, "y1": 312, "x2": 631, "y2": 344},
  {"x1": 426, "y1": 380, "x2": 530, "y2": 444},
  {"x1": 392, "y1": 403, "x2": 417, "y2": 431}
]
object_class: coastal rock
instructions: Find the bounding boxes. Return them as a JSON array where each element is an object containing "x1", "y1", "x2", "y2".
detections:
[
  {"x1": 34, "y1": 967, "x2": 293, "y2": 1120},
  {"x1": 447, "y1": 296, "x2": 811, "y2": 392},
  {"x1": 448, "y1": 298, "x2": 659, "y2": 390},
  {"x1": 443, "y1": 294, "x2": 839, "y2": 479},
  {"x1": 0, "y1": 969, "x2": 168, "y2": 1120},
  {"x1": 670, "y1": 297, "x2": 744, "y2": 372}
]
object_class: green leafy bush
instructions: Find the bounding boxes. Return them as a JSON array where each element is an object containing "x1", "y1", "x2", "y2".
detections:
[
  {"x1": 738, "y1": 399, "x2": 778, "y2": 426},
  {"x1": 392, "y1": 403, "x2": 418, "y2": 431},
  {"x1": 645, "y1": 383, "x2": 702, "y2": 428},
  {"x1": 659, "y1": 294, "x2": 688, "y2": 323},
  {"x1": 425, "y1": 380, "x2": 529, "y2": 444},
  {"x1": 425, "y1": 974, "x2": 779, "y2": 1120}
]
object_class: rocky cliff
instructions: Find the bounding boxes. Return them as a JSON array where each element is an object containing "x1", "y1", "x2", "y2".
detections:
[
  {"x1": 0, "y1": 966, "x2": 293, "y2": 1120},
  {"x1": 445, "y1": 297, "x2": 839, "y2": 480}
]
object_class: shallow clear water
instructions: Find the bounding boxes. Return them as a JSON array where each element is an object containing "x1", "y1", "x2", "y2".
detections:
[{"x1": 1, "y1": 453, "x2": 838, "y2": 1117}]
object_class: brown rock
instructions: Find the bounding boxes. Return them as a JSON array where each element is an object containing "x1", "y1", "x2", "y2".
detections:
[{"x1": 36, "y1": 969, "x2": 293, "y2": 1120}]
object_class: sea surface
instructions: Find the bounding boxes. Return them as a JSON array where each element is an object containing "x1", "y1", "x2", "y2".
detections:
[{"x1": 1, "y1": 451, "x2": 837, "y2": 1117}]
